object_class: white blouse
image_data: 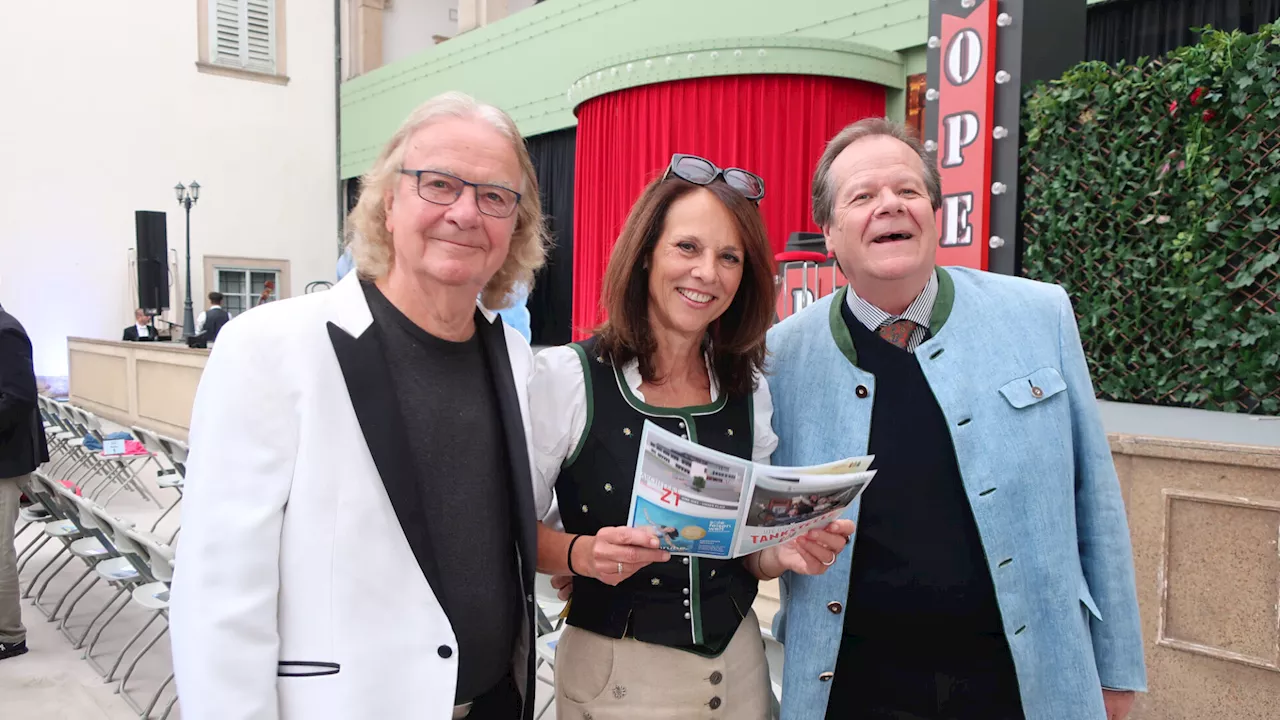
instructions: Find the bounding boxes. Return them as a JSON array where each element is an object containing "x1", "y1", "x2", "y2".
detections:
[{"x1": 529, "y1": 345, "x2": 779, "y2": 521}]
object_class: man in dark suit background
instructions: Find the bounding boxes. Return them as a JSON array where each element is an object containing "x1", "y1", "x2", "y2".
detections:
[
  {"x1": 123, "y1": 308, "x2": 158, "y2": 342},
  {"x1": 188, "y1": 292, "x2": 230, "y2": 349},
  {"x1": 0, "y1": 302, "x2": 49, "y2": 661}
]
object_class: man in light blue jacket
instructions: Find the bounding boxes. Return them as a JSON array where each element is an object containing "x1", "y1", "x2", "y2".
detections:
[{"x1": 764, "y1": 119, "x2": 1145, "y2": 720}]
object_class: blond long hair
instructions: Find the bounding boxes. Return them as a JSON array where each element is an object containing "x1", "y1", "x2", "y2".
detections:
[{"x1": 345, "y1": 92, "x2": 549, "y2": 308}]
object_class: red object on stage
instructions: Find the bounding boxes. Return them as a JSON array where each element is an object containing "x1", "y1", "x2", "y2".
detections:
[{"x1": 571, "y1": 74, "x2": 884, "y2": 339}]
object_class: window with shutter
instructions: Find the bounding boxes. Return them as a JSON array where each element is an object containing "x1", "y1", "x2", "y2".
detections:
[{"x1": 209, "y1": 0, "x2": 276, "y2": 74}]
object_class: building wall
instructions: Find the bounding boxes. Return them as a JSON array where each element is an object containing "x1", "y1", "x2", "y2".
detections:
[
  {"x1": 340, "y1": 0, "x2": 931, "y2": 177},
  {"x1": 383, "y1": 0, "x2": 458, "y2": 66},
  {"x1": 0, "y1": 0, "x2": 339, "y2": 378}
]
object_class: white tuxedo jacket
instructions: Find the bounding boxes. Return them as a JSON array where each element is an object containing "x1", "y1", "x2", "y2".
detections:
[{"x1": 170, "y1": 274, "x2": 540, "y2": 719}]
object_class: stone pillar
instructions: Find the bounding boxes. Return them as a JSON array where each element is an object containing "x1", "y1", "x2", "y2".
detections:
[
  {"x1": 354, "y1": 0, "x2": 386, "y2": 76},
  {"x1": 457, "y1": 0, "x2": 509, "y2": 34}
]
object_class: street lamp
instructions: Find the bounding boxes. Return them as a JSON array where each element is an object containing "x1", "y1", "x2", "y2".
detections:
[{"x1": 174, "y1": 181, "x2": 200, "y2": 341}]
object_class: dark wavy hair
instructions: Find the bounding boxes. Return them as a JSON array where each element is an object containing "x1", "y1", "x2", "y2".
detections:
[{"x1": 594, "y1": 176, "x2": 775, "y2": 398}]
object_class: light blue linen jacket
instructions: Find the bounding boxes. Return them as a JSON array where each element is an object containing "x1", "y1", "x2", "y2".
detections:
[{"x1": 766, "y1": 267, "x2": 1146, "y2": 720}]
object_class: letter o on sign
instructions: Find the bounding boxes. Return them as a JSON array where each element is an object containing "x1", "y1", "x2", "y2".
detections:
[{"x1": 946, "y1": 29, "x2": 982, "y2": 86}]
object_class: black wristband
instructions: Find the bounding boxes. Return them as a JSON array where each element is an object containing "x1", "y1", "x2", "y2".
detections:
[{"x1": 566, "y1": 534, "x2": 587, "y2": 577}]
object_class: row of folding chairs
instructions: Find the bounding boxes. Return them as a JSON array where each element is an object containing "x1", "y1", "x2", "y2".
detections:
[
  {"x1": 16, "y1": 395, "x2": 191, "y2": 718},
  {"x1": 19, "y1": 470, "x2": 178, "y2": 718},
  {"x1": 37, "y1": 396, "x2": 161, "y2": 509}
]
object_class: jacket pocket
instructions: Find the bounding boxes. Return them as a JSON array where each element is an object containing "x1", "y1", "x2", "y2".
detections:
[
  {"x1": 277, "y1": 660, "x2": 340, "y2": 677},
  {"x1": 1078, "y1": 577, "x2": 1103, "y2": 622},
  {"x1": 998, "y1": 367, "x2": 1067, "y2": 409}
]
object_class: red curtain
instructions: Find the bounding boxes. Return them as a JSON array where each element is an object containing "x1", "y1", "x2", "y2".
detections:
[{"x1": 572, "y1": 74, "x2": 884, "y2": 338}]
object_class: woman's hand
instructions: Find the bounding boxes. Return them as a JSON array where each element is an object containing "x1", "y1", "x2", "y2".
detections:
[
  {"x1": 577, "y1": 526, "x2": 672, "y2": 586},
  {"x1": 756, "y1": 519, "x2": 855, "y2": 578}
]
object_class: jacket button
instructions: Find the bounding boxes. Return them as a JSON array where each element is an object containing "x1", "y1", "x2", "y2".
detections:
[
  {"x1": 709, "y1": 671, "x2": 723, "y2": 685},
  {"x1": 437, "y1": 645, "x2": 453, "y2": 659},
  {"x1": 1031, "y1": 385, "x2": 1044, "y2": 398},
  {"x1": 855, "y1": 385, "x2": 869, "y2": 399},
  {"x1": 709, "y1": 696, "x2": 722, "y2": 709},
  {"x1": 827, "y1": 601, "x2": 843, "y2": 614},
  {"x1": 819, "y1": 671, "x2": 834, "y2": 682}
]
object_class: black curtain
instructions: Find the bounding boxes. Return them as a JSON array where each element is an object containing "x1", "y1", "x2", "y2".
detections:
[
  {"x1": 1086, "y1": 0, "x2": 1279, "y2": 64},
  {"x1": 525, "y1": 127, "x2": 576, "y2": 346}
]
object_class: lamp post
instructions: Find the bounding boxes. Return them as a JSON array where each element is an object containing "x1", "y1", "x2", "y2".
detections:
[{"x1": 174, "y1": 181, "x2": 200, "y2": 340}]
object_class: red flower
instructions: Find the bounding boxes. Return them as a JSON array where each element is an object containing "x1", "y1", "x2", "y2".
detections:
[
  {"x1": 1168, "y1": 100, "x2": 1179, "y2": 115},
  {"x1": 1189, "y1": 87, "x2": 1206, "y2": 105},
  {"x1": 1202, "y1": 109, "x2": 1217, "y2": 122}
]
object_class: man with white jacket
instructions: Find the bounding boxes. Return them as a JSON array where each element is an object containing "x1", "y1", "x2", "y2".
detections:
[{"x1": 170, "y1": 92, "x2": 549, "y2": 720}]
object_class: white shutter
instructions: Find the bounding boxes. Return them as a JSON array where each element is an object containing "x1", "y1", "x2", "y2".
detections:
[
  {"x1": 212, "y1": 0, "x2": 242, "y2": 67},
  {"x1": 209, "y1": 0, "x2": 275, "y2": 74},
  {"x1": 245, "y1": 0, "x2": 275, "y2": 72}
]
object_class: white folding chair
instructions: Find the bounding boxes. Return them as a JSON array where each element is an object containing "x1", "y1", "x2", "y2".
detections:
[
  {"x1": 111, "y1": 526, "x2": 176, "y2": 718},
  {"x1": 24, "y1": 474, "x2": 91, "y2": 610},
  {"x1": 76, "y1": 410, "x2": 159, "y2": 507},
  {"x1": 31, "y1": 482, "x2": 114, "y2": 622}
]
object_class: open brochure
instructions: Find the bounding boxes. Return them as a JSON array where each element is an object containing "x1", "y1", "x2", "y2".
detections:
[{"x1": 625, "y1": 420, "x2": 876, "y2": 559}]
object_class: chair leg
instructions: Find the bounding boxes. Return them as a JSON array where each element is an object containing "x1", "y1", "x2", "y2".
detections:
[
  {"x1": 30, "y1": 551, "x2": 75, "y2": 607},
  {"x1": 159, "y1": 694, "x2": 178, "y2": 720},
  {"x1": 57, "y1": 572, "x2": 101, "y2": 629},
  {"x1": 117, "y1": 623, "x2": 169, "y2": 697},
  {"x1": 82, "y1": 593, "x2": 139, "y2": 676},
  {"x1": 75, "y1": 585, "x2": 128, "y2": 649},
  {"x1": 105, "y1": 610, "x2": 162, "y2": 682},
  {"x1": 42, "y1": 564, "x2": 95, "y2": 621},
  {"x1": 23, "y1": 542, "x2": 69, "y2": 598},
  {"x1": 141, "y1": 672, "x2": 176, "y2": 718},
  {"x1": 16, "y1": 534, "x2": 52, "y2": 575}
]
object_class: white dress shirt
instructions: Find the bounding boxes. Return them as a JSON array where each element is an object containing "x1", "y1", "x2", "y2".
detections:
[
  {"x1": 529, "y1": 345, "x2": 779, "y2": 521},
  {"x1": 134, "y1": 324, "x2": 151, "y2": 338}
]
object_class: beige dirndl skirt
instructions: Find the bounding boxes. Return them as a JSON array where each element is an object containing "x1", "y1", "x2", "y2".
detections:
[{"x1": 553, "y1": 609, "x2": 772, "y2": 720}]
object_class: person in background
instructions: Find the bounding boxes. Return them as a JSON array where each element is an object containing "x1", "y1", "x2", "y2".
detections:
[
  {"x1": 190, "y1": 292, "x2": 230, "y2": 349},
  {"x1": 255, "y1": 280, "x2": 276, "y2": 307},
  {"x1": 122, "y1": 308, "x2": 157, "y2": 342},
  {"x1": 767, "y1": 118, "x2": 1145, "y2": 720},
  {"x1": 0, "y1": 301, "x2": 49, "y2": 662},
  {"x1": 492, "y1": 282, "x2": 532, "y2": 343},
  {"x1": 529, "y1": 154, "x2": 853, "y2": 719}
]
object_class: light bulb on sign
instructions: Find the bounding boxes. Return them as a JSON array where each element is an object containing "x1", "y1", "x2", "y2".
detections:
[
  {"x1": 927, "y1": 36, "x2": 940, "y2": 49},
  {"x1": 926, "y1": 89, "x2": 939, "y2": 101},
  {"x1": 992, "y1": 182, "x2": 1008, "y2": 195},
  {"x1": 961, "y1": 0, "x2": 975, "y2": 7},
  {"x1": 993, "y1": 126, "x2": 1009, "y2": 140},
  {"x1": 996, "y1": 71, "x2": 1012, "y2": 84},
  {"x1": 989, "y1": 236, "x2": 1006, "y2": 249},
  {"x1": 924, "y1": 140, "x2": 937, "y2": 152},
  {"x1": 997, "y1": 13, "x2": 1013, "y2": 27}
]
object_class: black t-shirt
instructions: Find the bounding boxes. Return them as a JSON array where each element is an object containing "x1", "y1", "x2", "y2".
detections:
[{"x1": 362, "y1": 281, "x2": 522, "y2": 703}]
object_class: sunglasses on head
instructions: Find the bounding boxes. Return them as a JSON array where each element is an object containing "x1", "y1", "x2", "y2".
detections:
[{"x1": 662, "y1": 153, "x2": 765, "y2": 202}]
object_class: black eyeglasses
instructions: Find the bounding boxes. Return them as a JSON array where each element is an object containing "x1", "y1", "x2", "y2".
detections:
[
  {"x1": 662, "y1": 153, "x2": 765, "y2": 202},
  {"x1": 399, "y1": 169, "x2": 522, "y2": 219}
]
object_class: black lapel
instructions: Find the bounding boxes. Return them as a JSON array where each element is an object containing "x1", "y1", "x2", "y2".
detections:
[
  {"x1": 473, "y1": 311, "x2": 538, "y2": 589},
  {"x1": 327, "y1": 321, "x2": 444, "y2": 598}
]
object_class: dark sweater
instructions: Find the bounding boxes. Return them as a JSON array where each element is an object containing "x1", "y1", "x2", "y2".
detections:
[
  {"x1": 363, "y1": 282, "x2": 521, "y2": 703},
  {"x1": 838, "y1": 300, "x2": 1006, "y2": 658}
]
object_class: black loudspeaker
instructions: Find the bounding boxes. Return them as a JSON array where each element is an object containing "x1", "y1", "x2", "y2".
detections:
[{"x1": 135, "y1": 210, "x2": 170, "y2": 313}]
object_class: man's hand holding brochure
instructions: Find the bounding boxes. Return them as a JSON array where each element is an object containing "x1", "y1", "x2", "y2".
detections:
[{"x1": 625, "y1": 420, "x2": 876, "y2": 561}]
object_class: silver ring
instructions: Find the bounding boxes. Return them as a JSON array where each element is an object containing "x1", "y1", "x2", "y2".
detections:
[
  {"x1": 617, "y1": 562, "x2": 624, "y2": 575},
  {"x1": 822, "y1": 554, "x2": 838, "y2": 567}
]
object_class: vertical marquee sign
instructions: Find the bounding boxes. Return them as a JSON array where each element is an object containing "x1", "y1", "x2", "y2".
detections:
[
  {"x1": 926, "y1": 0, "x2": 1000, "y2": 271},
  {"x1": 926, "y1": 0, "x2": 1085, "y2": 275}
]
